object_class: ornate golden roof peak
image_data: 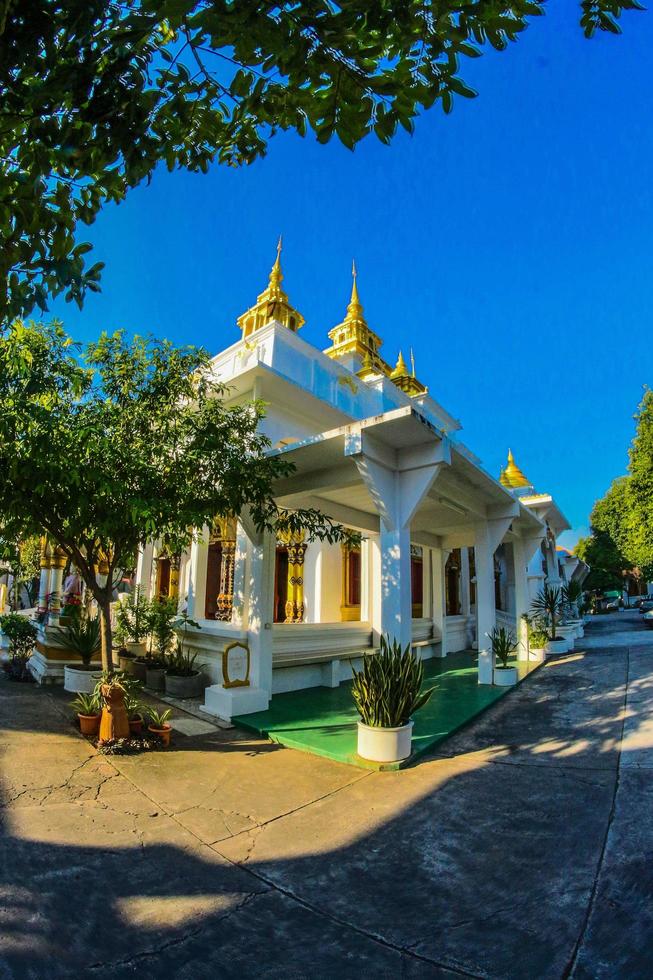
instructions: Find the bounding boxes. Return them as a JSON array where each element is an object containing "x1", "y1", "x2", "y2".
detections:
[
  {"x1": 390, "y1": 348, "x2": 427, "y2": 397},
  {"x1": 501, "y1": 449, "x2": 531, "y2": 489},
  {"x1": 324, "y1": 261, "x2": 390, "y2": 374},
  {"x1": 237, "y1": 237, "x2": 304, "y2": 338}
]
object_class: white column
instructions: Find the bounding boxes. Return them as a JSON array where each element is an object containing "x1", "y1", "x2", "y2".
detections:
[
  {"x1": 246, "y1": 531, "x2": 275, "y2": 695},
  {"x1": 186, "y1": 528, "x2": 209, "y2": 620},
  {"x1": 37, "y1": 563, "x2": 50, "y2": 614},
  {"x1": 230, "y1": 522, "x2": 249, "y2": 627},
  {"x1": 475, "y1": 523, "x2": 496, "y2": 684},
  {"x1": 379, "y1": 524, "x2": 412, "y2": 649},
  {"x1": 512, "y1": 537, "x2": 529, "y2": 660},
  {"x1": 135, "y1": 542, "x2": 155, "y2": 598},
  {"x1": 460, "y1": 548, "x2": 471, "y2": 617},
  {"x1": 431, "y1": 547, "x2": 448, "y2": 658},
  {"x1": 48, "y1": 560, "x2": 65, "y2": 625},
  {"x1": 360, "y1": 536, "x2": 372, "y2": 626}
]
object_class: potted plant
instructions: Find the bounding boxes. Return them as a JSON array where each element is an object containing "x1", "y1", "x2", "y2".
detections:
[
  {"x1": 120, "y1": 676, "x2": 146, "y2": 734},
  {"x1": 70, "y1": 691, "x2": 101, "y2": 736},
  {"x1": 147, "y1": 706, "x2": 173, "y2": 747},
  {"x1": 54, "y1": 610, "x2": 103, "y2": 693},
  {"x1": 94, "y1": 673, "x2": 130, "y2": 744},
  {"x1": 489, "y1": 626, "x2": 518, "y2": 685},
  {"x1": 165, "y1": 612, "x2": 204, "y2": 698},
  {"x1": 352, "y1": 635, "x2": 433, "y2": 764},
  {"x1": 115, "y1": 588, "x2": 152, "y2": 662},
  {"x1": 531, "y1": 585, "x2": 569, "y2": 654},
  {"x1": 0, "y1": 613, "x2": 37, "y2": 682},
  {"x1": 135, "y1": 596, "x2": 178, "y2": 684},
  {"x1": 527, "y1": 621, "x2": 549, "y2": 662}
]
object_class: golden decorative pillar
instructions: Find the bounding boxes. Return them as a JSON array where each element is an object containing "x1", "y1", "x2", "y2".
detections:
[
  {"x1": 49, "y1": 546, "x2": 67, "y2": 621},
  {"x1": 282, "y1": 530, "x2": 306, "y2": 624},
  {"x1": 37, "y1": 536, "x2": 52, "y2": 613},
  {"x1": 217, "y1": 539, "x2": 236, "y2": 621},
  {"x1": 169, "y1": 555, "x2": 181, "y2": 600},
  {"x1": 236, "y1": 238, "x2": 305, "y2": 338}
]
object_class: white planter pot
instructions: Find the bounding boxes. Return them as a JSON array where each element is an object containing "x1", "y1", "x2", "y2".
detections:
[
  {"x1": 529, "y1": 647, "x2": 547, "y2": 663},
  {"x1": 545, "y1": 638, "x2": 569, "y2": 655},
  {"x1": 357, "y1": 720, "x2": 413, "y2": 763},
  {"x1": 125, "y1": 641, "x2": 147, "y2": 657},
  {"x1": 64, "y1": 664, "x2": 102, "y2": 694},
  {"x1": 493, "y1": 666, "x2": 518, "y2": 686}
]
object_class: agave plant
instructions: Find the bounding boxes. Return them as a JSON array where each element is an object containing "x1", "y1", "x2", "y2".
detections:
[
  {"x1": 488, "y1": 626, "x2": 516, "y2": 669},
  {"x1": 531, "y1": 585, "x2": 564, "y2": 639},
  {"x1": 53, "y1": 611, "x2": 101, "y2": 666},
  {"x1": 147, "y1": 706, "x2": 172, "y2": 728},
  {"x1": 351, "y1": 635, "x2": 433, "y2": 728}
]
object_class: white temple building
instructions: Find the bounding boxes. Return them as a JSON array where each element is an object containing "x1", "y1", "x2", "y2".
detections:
[{"x1": 125, "y1": 244, "x2": 583, "y2": 722}]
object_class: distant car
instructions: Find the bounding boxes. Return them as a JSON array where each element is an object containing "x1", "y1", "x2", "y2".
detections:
[
  {"x1": 640, "y1": 599, "x2": 653, "y2": 614},
  {"x1": 644, "y1": 610, "x2": 653, "y2": 628},
  {"x1": 606, "y1": 599, "x2": 620, "y2": 611}
]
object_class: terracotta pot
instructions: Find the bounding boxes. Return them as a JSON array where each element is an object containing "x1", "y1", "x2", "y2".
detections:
[
  {"x1": 99, "y1": 684, "x2": 130, "y2": 742},
  {"x1": 129, "y1": 716, "x2": 143, "y2": 734},
  {"x1": 78, "y1": 713, "x2": 101, "y2": 736},
  {"x1": 148, "y1": 723, "x2": 171, "y2": 748}
]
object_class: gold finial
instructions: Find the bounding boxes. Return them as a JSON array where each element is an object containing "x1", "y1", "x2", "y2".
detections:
[
  {"x1": 502, "y1": 449, "x2": 531, "y2": 489},
  {"x1": 347, "y1": 259, "x2": 363, "y2": 318},
  {"x1": 392, "y1": 350, "x2": 408, "y2": 378},
  {"x1": 236, "y1": 237, "x2": 304, "y2": 337}
]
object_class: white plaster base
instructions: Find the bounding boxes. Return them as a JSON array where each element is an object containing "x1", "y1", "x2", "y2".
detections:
[
  {"x1": 357, "y1": 720, "x2": 413, "y2": 763},
  {"x1": 201, "y1": 684, "x2": 269, "y2": 722},
  {"x1": 477, "y1": 649, "x2": 494, "y2": 685},
  {"x1": 64, "y1": 665, "x2": 103, "y2": 694},
  {"x1": 28, "y1": 650, "x2": 65, "y2": 685},
  {"x1": 546, "y1": 638, "x2": 570, "y2": 655},
  {"x1": 494, "y1": 666, "x2": 518, "y2": 687},
  {"x1": 529, "y1": 647, "x2": 547, "y2": 662}
]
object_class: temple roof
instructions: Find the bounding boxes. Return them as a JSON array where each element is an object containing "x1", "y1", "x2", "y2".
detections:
[
  {"x1": 324, "y1": 262, "x2": 390, "y2": 375},
  {"x1": 499, "y1": 449, "x2": 532, "y2": 490},
  {"x1": 237, "y1": 238, "x2": 305, "y2": 338},
  {"x1": 389, "y1": 349, "x2": 428, "y2": 397}
]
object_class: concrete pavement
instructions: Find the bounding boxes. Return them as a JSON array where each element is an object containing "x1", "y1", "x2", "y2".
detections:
[{"x1": 1, "y1": 611, "x2": 652, "y2": 978}]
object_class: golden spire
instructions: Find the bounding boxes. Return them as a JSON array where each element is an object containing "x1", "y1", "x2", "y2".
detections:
[
  {"x1": 390, "y1": 349, "x2": 427, "y2": 397},
  {"x1": 501, "y1": 449, "x2": 531, "y2": 489},
  {"x1": 324, "y1": 261, "x2": 390, "y2": 376},
  {"x1": 237, "y1": 237, "x2": 304, "y2": 337}
]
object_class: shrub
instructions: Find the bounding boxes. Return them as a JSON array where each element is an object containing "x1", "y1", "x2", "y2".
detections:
[
  {"x1": 0, "y1": 612, "x2": 37, "y2": 658},
  {"x1": 351, "y1": 635, "x2": 433, "y2": 728},
  {"x1": 165, "y1": 648, "x2": 203, "y2": 677},
  {"x1": 52, "y1": 611, "x2": 101, "y2": 666},
  {"x1": 116, "y1": 588, "x2": 152, "y2": 644}
]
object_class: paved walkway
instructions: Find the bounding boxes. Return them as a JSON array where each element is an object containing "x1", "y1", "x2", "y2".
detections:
[{"x1": 1, "y1": 611, "x2": 652, "y2": 978}]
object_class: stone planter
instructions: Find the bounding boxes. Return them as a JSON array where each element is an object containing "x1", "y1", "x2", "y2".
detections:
[
  {"x1": 118, "y1": 652, "x2": 136, "y2": 675},
  {"x1": 131, "y1": 659, "x2": 148, "y2": 683},
  {"x1": 125, "y1": 641, "x2": 147, "y2": 658},
  {"x1": 493, "y1": 666, "x2": 518, "y2": 686},
  {"x1": 557, "y1": 626, "x2": 576, "y2": 649},
  {"x1": 545, "y1": 638, "x2": 569, "y2": 655},
  {"x1": 357, "y1": 720, "x2": 413, "y2": 763},
  {"x1": 529, "y1": 647, "x2": 547, "y2": 663},
  {"x1": 165, "y1": 671, "x2": 204, "y2": 699},
  {"x1": 64, "y1": 664, "x2": 102, "y2": 694},
  {"x1": 145, "y1": 666, "x2": 166, "y2": 692}
]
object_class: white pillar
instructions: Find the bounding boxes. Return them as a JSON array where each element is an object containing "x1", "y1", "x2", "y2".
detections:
[
  {"x1": 460, "y1": 548, "x2": 471, "y2": 617},
  {"x1": 475, "y1": 523, "x2": 497, "y2": 685},
  {"x1": 512, "y1": 537, "x2": 529, "y2": 660},
  {"x1": 186, "y1": 527, "x2": 209, "y2": 620},
  {"x1": 37, "y1": 564, "x2": 50, "y2": 614},
  {"x1": 246, "y1": 531, "x2": 275, "y2": 695},
  {"x1": 135, "y1": 542, "x2": 155, "y2": 598},
  {"x1": 379, "y1": 524, "x2": 412, "y2": 649},
  {"x1": 48, "y1": 562, "x2": 65, "y2": 625},
  {"x1": 230, "y1": 522, "x2": 249, "y2": 627},
  {"x1": 431, "y1": 547, "x2": 448, "y2": 658}
]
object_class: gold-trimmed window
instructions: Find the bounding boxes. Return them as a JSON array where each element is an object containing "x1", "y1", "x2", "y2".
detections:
[{"x1": 341, "y1": 543, "x2": 361, "y2": 621}]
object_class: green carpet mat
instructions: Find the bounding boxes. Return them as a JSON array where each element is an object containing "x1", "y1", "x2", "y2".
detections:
[{"x1": 234, "y1": 651, "x2": 542, "y2": 770}]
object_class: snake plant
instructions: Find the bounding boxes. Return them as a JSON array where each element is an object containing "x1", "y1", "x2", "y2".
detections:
[{"x1": 352, "y1": 635, "x2": 433, "y2": 728}]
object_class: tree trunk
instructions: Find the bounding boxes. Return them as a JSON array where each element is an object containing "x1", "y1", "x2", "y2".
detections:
[{"x1": 98, "y1": 596, "x2": 114, "y2": 674}]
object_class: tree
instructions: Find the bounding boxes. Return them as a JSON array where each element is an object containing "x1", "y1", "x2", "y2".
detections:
[
  {"x1": 575, "y1": 530, "x2": 626, "y2": 592},
  {"x1": 0, "y1": 532, "x2": 41, "y2": 608},
  {"x1": 0, "y1": 320, "x2": 347, "y2": 671},
  {"x1": 0, "y1": 0, "x2": 643, "y2": 321},
  {"x1": 626, "y1": 388, "x2": 653, "y2": 574}
]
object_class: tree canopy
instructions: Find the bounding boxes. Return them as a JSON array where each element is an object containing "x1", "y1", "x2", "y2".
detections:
[
  {"x1": 577, "y1": 389, "x2": 653, "y2": 589},
  {"x1": 0, "y1": 0, "x2": 642, "y2": 321},
  {"x1": 0, "y1": 320, "x2": 347, "y2": 668}
]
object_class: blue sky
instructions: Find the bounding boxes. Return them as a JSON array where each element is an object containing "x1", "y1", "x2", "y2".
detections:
[{"x1": 51, "y1": 2, "x2": 651, "y2": 549}]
